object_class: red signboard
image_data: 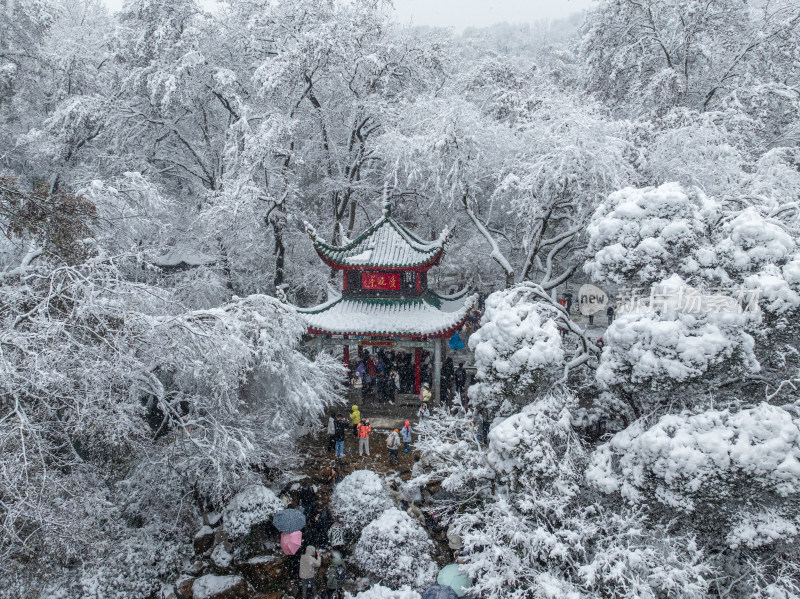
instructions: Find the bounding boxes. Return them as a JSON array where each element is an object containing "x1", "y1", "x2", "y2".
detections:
[
  {"x1": 359, "y1": 340, "x2": 397, "y2": 347},
  {"x1": 362, "y1": 271, "x2": 401, "y2": 290}
]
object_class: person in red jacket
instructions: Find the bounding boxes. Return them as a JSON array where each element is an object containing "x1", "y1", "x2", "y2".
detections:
[{"x1": 357, "y1": 418, "x2": 372, "y2": 456}]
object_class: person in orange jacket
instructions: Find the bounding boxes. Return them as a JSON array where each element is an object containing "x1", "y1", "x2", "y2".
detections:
[{"x1": 357, "y1": 418, "x2": 372, "y2": 456}]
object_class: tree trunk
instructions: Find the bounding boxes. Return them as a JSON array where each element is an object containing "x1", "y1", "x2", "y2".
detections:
[{"x1": 270, "y1": 213, "x2": 286, "y2": 289}]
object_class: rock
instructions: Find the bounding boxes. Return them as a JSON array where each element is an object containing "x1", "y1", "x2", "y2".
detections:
[
  {"x1": 213, "y1": 527, "x2": 230, "y2": 548},
  {"x1": 210, "y1": 544, "x2": 233, "y2": 570},
  {"x1": 194, "y1": 525, "x2": 216, "y2": 554},
  {"x1": 187, "y1": 559, "x2": 206, "y2": 576},
  {"x1": 207, "y1": 511, "x2": 223, "y2": 528},
  {"x1": 160, "y1": 584, "x2": 177, "y2": 599},
  {"x1": 238, "y1": 554, "x2": 288, "y2": 593},
  {"x1": 175, "y1": 575, "x2": 195, "y2": 599},
  {"x1": 252, "y1": 593, "x2": 283, "y2": 599},
  {"x1": 192, "y1": 574, "x2": 250, "y2": 599}
]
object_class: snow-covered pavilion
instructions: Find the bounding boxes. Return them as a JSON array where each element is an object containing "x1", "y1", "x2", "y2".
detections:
[{"x1": 299, "y1": 203, "x2": 476, "y2": 403}]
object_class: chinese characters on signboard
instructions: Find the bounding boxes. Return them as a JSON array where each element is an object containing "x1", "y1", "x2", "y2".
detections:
[{"x1": 361, "y1": 271, "x2": 401, "y2": 290}]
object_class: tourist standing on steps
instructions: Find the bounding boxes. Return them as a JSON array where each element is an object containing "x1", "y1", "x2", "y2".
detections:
[
  {"x1": 417, "y1": 403, "x2": 430, "y2": 423},
  {"x1": 389, "y1": 368, "x2": 400, "y2": 403},
  {"x1": 349, "y1": 405, "x2": 361, "y2": 437},
  {"x1": 454, "y1": 362, "x2": 466, "y2": 396},
  {"x1": 327, "y1": 412, "x2": 336, "y2": 452},
  {"x1": 299, "y1": 545, "x2": 322, "y2": 599},
  {"x1": 442, "y1": 357, "x2": 454, "y2": 396},
  {"x1": 386, "y1": 428, "x2": 401, "y2": 465},
  {"x1": 325, "y1": 551, "x2": 346, "y2": 599},
  {"x1": 334, "y1": 414, "x2": 347, "y2": 458},
  {"x1": 299, "y1": 481, "x2": 317, "y2": 517},
  {"x1": 309, "y1": 500, "x2": 332, "y2": 548},
  {"x1": 419, "y1": 381, "x2": 431, "y2": 403},
  {"x1": 357, "y1": 418, "x2": 372, "y2": 456},
  {"x1": 401, "y1": 420, "x2": 414, "y2": 453}
]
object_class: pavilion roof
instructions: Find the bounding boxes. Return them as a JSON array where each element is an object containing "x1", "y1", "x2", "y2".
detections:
[
  {"x1": 298, "y1": 292, "x2": 477, "y2": 338},
  {"x1": 305, "y1": 206, "x2": 449, "y2": 270}
]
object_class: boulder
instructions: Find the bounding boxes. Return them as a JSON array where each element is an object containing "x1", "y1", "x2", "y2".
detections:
[
  {"x1": 175, "y1": 575, "x2": 195, "y2": 599},
  {"x1": 207, "y1": 512, "x2": 223, "y2": 528},
  {"x1": 211, "y1": 544, "x2": 234, "y2": 570},
  {"x1": 192, "y1": 574, "x2": 250, "y2": 599},
  {"x1": 194, "y1": 525, "x2": 216, "y2": 554},
  {"x1": 160, "y1": 584, "x2": 177, "y2": 599},
  {"x1": 187, "y1": 559, "x2": 207, "y2": 576},
  {"x1": 238, "y1": 554, "x2": 288, "y2": 593},
  {"x1": 214, "y1": 528, "x2": 230, "y2": 545}
]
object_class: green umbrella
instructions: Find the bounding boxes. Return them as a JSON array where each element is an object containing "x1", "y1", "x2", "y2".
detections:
[{"x1": 437, "y1": 564, "x2": 471, "y2": 597}]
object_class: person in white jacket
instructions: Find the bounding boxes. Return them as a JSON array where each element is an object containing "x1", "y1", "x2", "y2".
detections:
[
  {"x1": 386, "y1": 429, "x2": 402, "y2": 465},
  {"x1": 327, "y1": 413, "x2": 336, "y2": 452},
  {"x1": 299, "y1": 545, "x2": 322, "y2": 599}
]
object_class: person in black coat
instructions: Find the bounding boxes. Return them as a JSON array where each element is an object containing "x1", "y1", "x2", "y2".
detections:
[
  {"x1": 442, "y1": 357, "x2": 455, "y2": 394},
  {"x1": 333, "y1": 415, "x2": 347, "y2": 458},
  {"x1": 308, "y1": 500, "x2": 332, "y2": 548},
  {"x1": 454, "y1": 362, "x2": 466, "y2": 395},
  {"x1": 299, "y1": 482, "x2": 317, "y2": 517}
]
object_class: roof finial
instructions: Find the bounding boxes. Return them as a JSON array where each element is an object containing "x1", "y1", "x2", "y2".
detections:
[{"x1": 383, "y1": 182, "x2": 391, "y2": 217}]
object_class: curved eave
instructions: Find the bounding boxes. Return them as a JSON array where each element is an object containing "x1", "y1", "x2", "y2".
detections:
[
  {"x1": 302, "y1": 293, "x2": 477, "y2": 339},
  {"x1": 313, "y1": 244, "x2": 444, "y2": 271},
  {"x1": 306, "y1": 314, "x2": 470, "y2": 339}
]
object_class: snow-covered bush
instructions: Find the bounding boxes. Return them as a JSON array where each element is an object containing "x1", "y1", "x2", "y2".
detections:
[
  {"x1": 223, "y1": 485, "x2": 283, "y2": 539},
  {"x1": 347, "y1": 585, "x2": 422, "y2": 599},
  {"x1": 352, "y1": 508, "x2": 436, "y2": 590},
  {"x1": 331, "y1": 470, "x2": 394, "y2": 537},
  {"x1": 449, "y1": 400, "x2": 711, "y2": 599},
  {"x1": 412, "y1": 408, "x2": 494, "y2": 496},
  {"x1": 468, "y1": 283, "x2": 566, "y2": 412},
  {"x1": 596, "y1": 276, "x2": 760, "y2": 417},
  {"x1": 486, "y1": 391, "x2": 581, "y2": 489},
  {"x1": 588, "y1": 403, "x2": 800, "y2": 516},
  {"x1": 584, "y1": 182, "x2": 717, "y2": 287},
  {"x1": 587, "y1": 403, "x2": 800, "y2": 597}
]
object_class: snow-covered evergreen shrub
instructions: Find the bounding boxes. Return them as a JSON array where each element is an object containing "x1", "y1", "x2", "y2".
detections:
[
  {"x1": 352, "y1": 508, "x2": 436, "y2": 590},
  {"x1": 468, "y1": 284, "x2": 566, "y2": 412},
  {"x1": 588, "y1": 403, "x2": 800, "y2": 523},
  {"x1": 587, "y1": 402, "x2": 800, "y2": 597},
  {"x1": 486, "y1": 391, "x2": 580, "y2": 487},
  {"x1": 331, "y1": 470, "x2": 394, "y2": 536},
  {"x1": 584, "y1": 182, "x2": 718, "y2": 287},
  {"x1": 596, "y1": 275, "x2": 760, "y2": 417},
  {"x1": 223, "y1": 485, "x2": 283, "y2": 538}
]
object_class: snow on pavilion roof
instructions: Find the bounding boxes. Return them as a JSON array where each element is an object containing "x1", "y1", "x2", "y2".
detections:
[
  {"x1": 298, "y1": 291, "x2": 477, "y2": 338},
  {"x1": 305, "y1": 205, "x2": 449, "y2": 269}
]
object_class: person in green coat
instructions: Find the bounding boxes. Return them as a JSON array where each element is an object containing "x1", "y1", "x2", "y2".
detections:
[{"x1": 325, "y1": 552, "x2": 346, "y2": 599}]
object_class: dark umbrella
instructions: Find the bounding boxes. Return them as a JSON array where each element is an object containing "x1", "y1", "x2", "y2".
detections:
[
  {"x1": 272, "y1": 508, "x2": 306, "y2": 533},
  {"x1": 422, "y1": 585, "x2": 459, "y2": 599}
]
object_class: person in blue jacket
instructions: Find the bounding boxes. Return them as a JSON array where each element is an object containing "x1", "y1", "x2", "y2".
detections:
[{"x1": 401, "y1": 420, "x2": 414, "y2": 453}]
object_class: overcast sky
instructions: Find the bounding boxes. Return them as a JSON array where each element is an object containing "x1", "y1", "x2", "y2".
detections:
[{"x1": 100, "y1": 0, "x2": 595, "y2": 30}]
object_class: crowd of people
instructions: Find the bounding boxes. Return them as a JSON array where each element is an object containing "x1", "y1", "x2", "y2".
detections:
[
  {"x1": 348, "y1": 348, "x2": 474, "y2": 408},
  {"x1": 326, "y1": 408, "x2": 417, "y2": 463}
]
